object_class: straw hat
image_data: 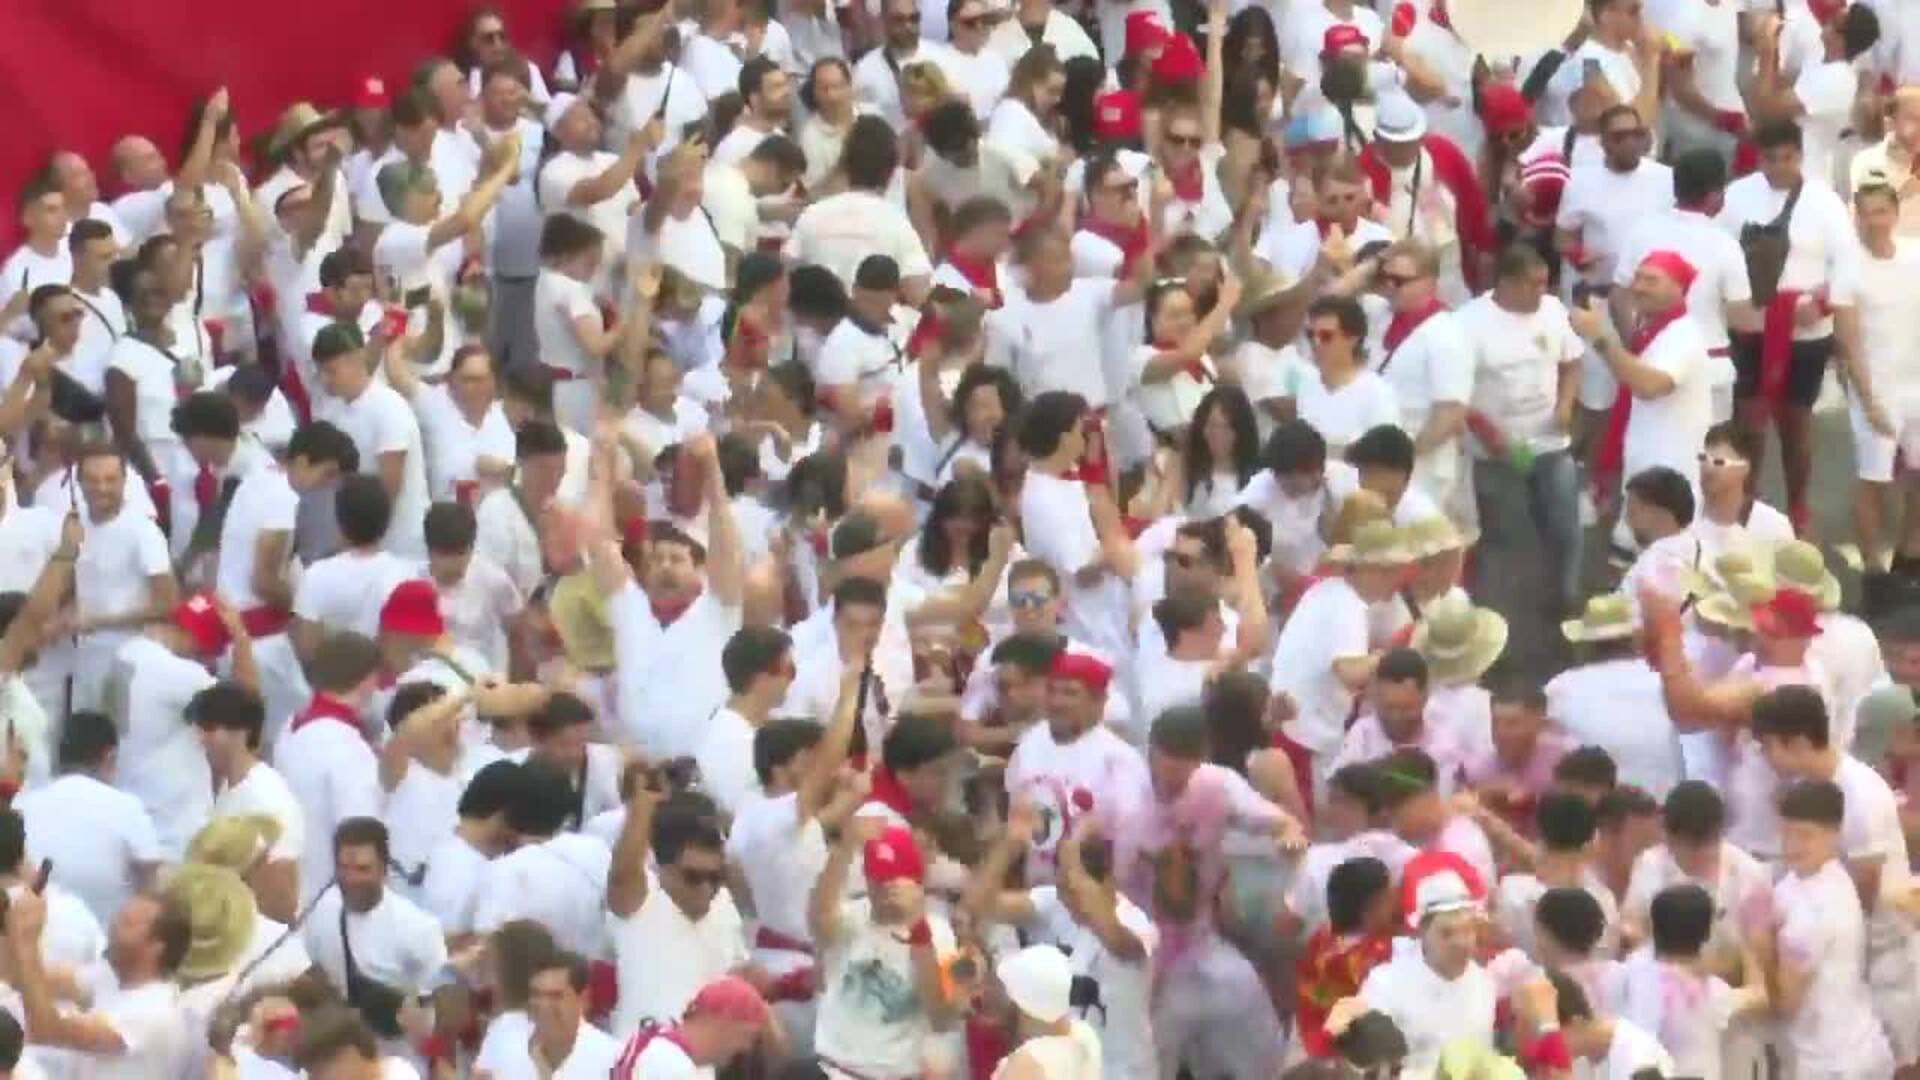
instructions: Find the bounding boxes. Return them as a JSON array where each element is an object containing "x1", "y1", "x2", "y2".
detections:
[
  {"x1": 1412, "y1": 592, "x2": 1509, "y2": 686},
  {"x1": 1327, "y1": 519, "x2": 1413, "y2": 567},
  {"x1": 1237, "y1": 267, "x2": 1307, "y2": 319},
  {"x1": 266, "y1": 102, "x2": 342, "y2": 162},
  {"x1": 1403, "y1": 515, "x2": 1465, "y2": 560},
  {"x1": 1772, "y1": 540, "x2": 1841, "y2": 612},
  {"x1": 1560, "y1": 593, "x2": 1636, "y2": 643},
  {"x1": 1694, "y1": 572, "x2": 1778, "y2": 633},
  {"x1": 186, "y1": 814, "x2": 284, "y2": 873},
  {"x1": 164, "y1": 863, "x2": 258, "y2": 983},
  {"x1": 1328, "y1": 490, "x2": 1392, "y2": 547}
]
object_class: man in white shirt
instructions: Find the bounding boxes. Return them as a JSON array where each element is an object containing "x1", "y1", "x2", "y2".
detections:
[
  {"x1": 15, "y1": 711, "x2": 163, "y2": 925},
  {"x1": 1373, "y1": 241, "x2": 1473, "y2": 528},
  {"x1": 490, "y1": 952, "x2": 623, "y2": 1080},
  {"x1": 290, "y1": 474, "x2": 416, "y2": 665},
  {"x1": 610, "y1": 975, "x2": 774, "y2": 1080},
  {"x1": 63, "y1": 219, "x2": 124, "y2": 395},
  {"x1": 422, "y1": 503, "x2": 525, "y2": 674},
  {"x1": 5, "y1": 884, "x2": 190, "y2": 1080},
  {"x1": 1004, "y1": 652, "x2": 1151, "y2": 882},
  {"x1": 786, "y1": 118, "x2": 932, "y2": 295},
  {"x1": 1716, "y1": 118, "x2": 1869, "y2": 533},
  {"x1": 302, "y1": 817, "x2": 449, "y2": 1045},
  {"x1": 192, "y1": 680, "x2": 305, "y2": 922},
  {"x1": 69, "y1": 445, "x2": 179, "y2": 714},
  {"x1": 476, "y1": 420, "x2": 569, "y2": 598},
  {"x1": 312, "y1": 325, "x2": 432, "y2": 557},
  {"x1": 473, "y1": 760, "x2": 611, "y2": 958},
  {"x1": 1751, "y1": 5, "x2": 1880, "y2": 188},
  {"x1": 987, "y1": 0, "x2": 1099, "y2": 66},
  {"x1": 607, "y1": 787, "x2": 753, "y2": 1038},
  {"x1": 0, "y1": 176, "x2": 72, "y2": 331},
  {"x1": 703, "y1": 135, "x2": 806, "y2": 259},
  {"x1": 1461, "y1": 243, "x2": 1585, "y2": 614},
  {"x1": 853, "y1": 0, "x2": 956, "y2": 126},
  {"x1": 278, "y1": 633, "x2": 387, "y2": 894},
  {"x1": 538, "y1": 94, "x2": 649, "y2": 295},
  {"x1": 1358, "y1": 852, "x2": 1507, "y2": 1071},
  {"x1": 1841, "y1": 180, "x2": 1920, "y2": 572},
  {"x1": 696, "y1": 626, "x2": 798, "y2": 816}
]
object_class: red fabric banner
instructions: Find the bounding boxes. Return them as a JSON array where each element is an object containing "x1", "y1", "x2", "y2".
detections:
[{"x1": 0, "y1": 0, "x2": 573, "y2": 247}]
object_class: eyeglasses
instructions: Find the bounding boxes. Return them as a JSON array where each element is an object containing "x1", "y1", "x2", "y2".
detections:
[
  {"x1": 1697, "y1": 452, "x2": 1749, "y2": 469},
  {"x1": 1009, "y1": 588, "x2": 1054, "y2": 608},
  {"x1": 1164, "y1": 132, "x2": 1203, "y2": 149}
]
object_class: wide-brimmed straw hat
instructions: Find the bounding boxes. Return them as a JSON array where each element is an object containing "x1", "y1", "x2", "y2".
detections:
[
  {"x1": 1561, "y1": 593, "x2": 1636, "y2": 643},
  {"x1": 266, "y1": 102, "x2": 342, "y2": 161},
  {"x1": 1694, "y1": 572, "x2": 1778, "y2": 633},
  {"x1": 1772, "y1": 540, "x2": 1841, "y2": 612},
  {"x1": 1327, "y1": 519, "x2": 1413, "y2": 567},
  {"x1": 1413, "y1": 592, "x2": 1508, "y2": 686},
  {"x1": 1237, "y1": 267, "x2": 1308, "y2": 319},
  {"x1": 164, "y1": 863, "x2": 258, "y2": 983},
  {"x1": 1403, "y1": 515, "x2": 1465, "y2": 560}
]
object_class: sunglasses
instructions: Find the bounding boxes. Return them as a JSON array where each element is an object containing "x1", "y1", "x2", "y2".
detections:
[
  {"x1": 1164, "y1": 132, "x2": 1203, "y2": 149},
  {"x1": 1009, "y1": 588, "x2": 1054, "y2": 608},
  {"x1": 1697, "y1": 452, "x2": 1749, "y2": 469}
]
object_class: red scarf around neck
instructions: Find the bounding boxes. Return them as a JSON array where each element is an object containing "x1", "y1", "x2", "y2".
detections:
[
  {"x1": 1592, "y1": 303, "x2": 1689, "y2": 493},
  {"x1": 866, "y1": 766, "x2": 916, "y2": 818},
  {"x1": 305, "y1": 292, "x2": 334, "y2": 317},
  {"x1": 290, "y1": 693, "x2": 364, "y2": 738},
  {"x1": 1382, "y1": 298, "x2": 1445, "y2": 355},
  {"x1": 1079, "y1": 216, "x2": 1150, "y2": 277},
  {"x1": 650, "y1": 588, "x2": 703, "y2": 628},
  {"x1": 946, "y1": 252, "x2": 1002, "y2": 307},
  {"x1": 1165, "y1": 159, "x2": 1205, "y2": 203}
]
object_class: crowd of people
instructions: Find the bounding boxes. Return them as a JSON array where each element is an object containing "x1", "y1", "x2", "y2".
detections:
[{"x1": 6, "y1": 0, "x2": 1920, "y2": 1074}]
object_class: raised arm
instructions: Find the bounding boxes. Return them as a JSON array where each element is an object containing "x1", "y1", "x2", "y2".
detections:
[
  {"x1": 810, "y1": 814, "x2": 885, "y2": 947},
  {"x1": 1201, "y1": 0, "x2": 1226, "y2": 146},
  {"x1": 607, "y1": 781, "x2": 665, "y2": 918},
  {"x1": 688, "y1": 433, "x2": 746, "y2": 607},
  {"x1": 426, "y1": 132, "x2": 522, "y2": 251},
  {"x1": 176, "y1": 88, "x2": 231, "y2": 194},
  {"x1": 796, "y1": 666, "x2": 865, "y2": 820},
  {"x1": 1059, "y1": 816, "x2": 1147, "y2": 961},
  {"x1": 0, "y1": 509, "x2": 80, "y2": 676},
  {"x1": 958, "y1": 799, "x2": 1040, "y2": 927},
  {"x1": 1140, "y1": 275, "x2": 1242, "y2": 383}
]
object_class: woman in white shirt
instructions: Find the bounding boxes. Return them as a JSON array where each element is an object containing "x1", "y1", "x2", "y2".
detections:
[
  {"x1": 533, "y1": 215, "x2": 626, "y2": 434},
  {"x1": 1137, "y1": 386, "x2": 1265, "y2": 520},
  {"x1": 1131, "y1": 276, "x2": 1242, "y2": 438},
  {"x1": 985, "y1": 46, "x2": 1066, "y2": 179},
  {"x1": 797, "y1": 58, "x2": 863, "y2": 192},
  {"x1": 917, "y1": 327, "x2": 1021, "y2": 488}
]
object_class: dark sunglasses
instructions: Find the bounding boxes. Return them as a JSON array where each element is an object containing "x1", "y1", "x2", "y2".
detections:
[
  {"x1": 1009, "y1": 588, "x2": 1054, "y2": 608},
  {"x1": 1164, "y1": 132, "x2": 1203, "y2": 149}
]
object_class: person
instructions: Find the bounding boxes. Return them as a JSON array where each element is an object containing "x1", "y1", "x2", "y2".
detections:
[
  {"x1": 472, "y1": 759, "x2": 610, "y2": 957},
  {"x1": 1361, "y1": 95, "x2": 1494, "y2": 305},
  {"x1": 3, "y1": 884, "x2": 192, "y2": 1080},
  {"x1": 991, "y1": 945, "x2": 1103, "y2": 1078},
  {"x1": 1762, "y1": 778, "x2": 1898, "y2": 1079},
  {"x1": 312, "y1": 325, "x2": 433, "y2": 558},
  {"x1": 1326, "y1": 648, "x2": 1472, "y2": 782},
  {"x1": 1843, "y1": 180, "x2": 1920, "y2": 573},
  {"x1": 277, "y1": 632, "x2": 386, "y2": 894},
  {"x1": 1611, "y1": 881, "x2": 1770, "y2": 1079},
  {"x1": 13, "y1": 711, "x2": 161, "y2": 925},
  {"x1": 289, "y1": 1007, "x2": 415, "y2": 1080},
  {"x1": 1749, "y1": 4, "x2": 1880, "y2": 189},
  {"x1": 66, "y1": 444, "x2": 178, "y2": 713},
  {"x1": 1619, "y1": 780, "x2": 1773, "y2": 957},
  {"x1": 388, "y1": 342, "x2": 518, "y2": 504},
  {"x1": 1689, "y1": 421, "x2": 1793, "y2": 572},
  {"x1": 1294, "y1": 856, "x2": 1397, "y2": 1060},
  {"x1": 786, "y1": 118, "x2": 932, "y2": 294},
  {"x1": 1536, "y1": 969, "x2": 1676, "y2": 1076},
  {"x1": 1296, "y1": 295, "x2": 1401, "y2": 455},
  {"x1": 192, "y1": 681, "x2": 304, "y2": 921},
  {"x1": 1549, "y1": 591, "x2": 1682, "y2": 796},
  {"x1": 1004, "y1": 651, "x2": 1150, "y2": 880},
  {"x1": 486, "y1": 951, "x2": 624, "y2": 1080},
  {"x1": 1490, "y1": 792, "x2": 1619, "y2": 955},
  {"x1": 697, "y1": 627, "x2": 800, "y2": 816},
  {"x1": 610, "y1": 975, "x2": 774, "y2": 1080},
  {"x1": 303, "y1": 817, "x2": 449, "y2": 1048}
]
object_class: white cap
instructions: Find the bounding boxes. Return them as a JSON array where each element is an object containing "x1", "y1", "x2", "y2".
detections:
[
  {"x1": 544, "y1": 92, "x2": 584, "y2": 133},
  {"x1": 1373, "y1": 92, "x2": 1428, "y2": 143},
  {"x1": 997, "y1": 946, "x2": 1074, "y2": 1025},
  {"x1": 1410, "y1": 868, "x2": 1477, "y2": 929}
]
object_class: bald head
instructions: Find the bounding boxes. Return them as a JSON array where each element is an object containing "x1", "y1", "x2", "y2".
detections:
[
  {"x1": 48, "y1": 151, "x2": 99, "y2": 207},
  {"x1": 110, "y1": 136, "x2": 168, "y2": 192},
  {"x1": 857, "y1": 490, "x2": 916, "y2": 539}
]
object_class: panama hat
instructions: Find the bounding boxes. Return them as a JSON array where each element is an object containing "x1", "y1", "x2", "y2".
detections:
[
  {"x1": 266, "y1": 102, "x2": 343, "y2": 162},
  {"x1": 1561, "y1": 593, "x2": 1636, "y2": 643},
  {"x1": 1412, "y1": 592, "x2": 1508, "y2": 686},
  {"x1": 1772, "y1": 540, "x2": 1841, "y2": 612},
  {"x1": 1327, "y1": 519, "x2": 1413, "y2": 567},
  {"x1": 164, "y1": 863, "x2": 258, "y2": 984},
  {"x1": 1448, "y1": 0, "x2": 1583, "y2": 70},
  {"x1": 1237, "y1": 266, "x2": 1307, "y2": 319},
  {"x1": 1403, "y1": 515, "x2": 1465, "y2": 560},
  {"x1": 187, "y1": 814, "x2": 284, "y2": 873},
  {"x1": 1694, "y1": 572, "x2": 1778, "y2": 634}
]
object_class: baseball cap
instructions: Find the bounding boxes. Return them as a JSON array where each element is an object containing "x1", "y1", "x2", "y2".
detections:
[
  {"x1": 863, "y1": 825, "x2": 926, "y2": 885},
  {"x1": 378, "y1": 580, "x2": 446, "y2": 638},
  {"x1": 172, "y1": 593, "x2": 231, "y2": 659}
]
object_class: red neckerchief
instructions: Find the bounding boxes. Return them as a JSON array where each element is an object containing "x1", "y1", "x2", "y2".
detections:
[
  {"x1": 193, "y1": 464, "x2": 218, "y2": 509},
  {"x1": 1592, "y1": 302, "x2": 1689, "y2": 492},
  {"x1": 867, "y1": 766, "x2": 916, "y2": 818},
  {"x1": 1079, "y1": 215, "x2": 1150, "y2": 277},
  {"x1": 305, "y1": 292, "x2": 333, "y2": 317},
  {"x1": 1156, "y1": 338, "x2": 1212, "y2": 382},
  {"x1": 650, "y1": 588, "x2": 703, "y2": 627},
  {"x1": 1382, "y1": 298, "x2": 1445, "y2": 354},
  {"x1": 946, "y1": 253, "x2": 1002, "y2": 307},
  {"x1": 1166, "y1": 158, "x2": 1205, "y2": 203},
  {"x1": 290, "y1": 694, "x2": 364, "y2": 738}
]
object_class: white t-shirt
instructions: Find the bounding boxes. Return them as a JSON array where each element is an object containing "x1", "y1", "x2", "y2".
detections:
[
  {"x1": 417, "y1": 833, "x2": 490, "y2": 936},
  {"x1": 817, "y1": 316, "x2": 906, "y2": 404},
  {"x1": 1615, "y1": 208, "x2": 1753, "y2": 355},
  {"x1": 987, "y1": 279, "x2": 1121, "y2": 407},
  {"x1": 473, "y1": 832, "x2": 612, "y2": 957},
  {"x1": 292, "y1": 549, "x2": 416, "y2": 639},
  {"x1": 1270, "y1": 575, "x2": 1373, "y2": 755},
  {"x1": 213, "y1": 760, "x2": 306, "y2": 865},
  {"x1": 1005, "y1": 724, "x2": 1151, "y2": 880},
  {"x1": 410, "y1": 383, "x2": 518, "y2": 501},
  {"x1": 485, "y1": 1022, "x2": 624, "y2": 1080},
  {"x1": 693, "y1": 708, "x2": 759, "y2": 817},
  {"x1": 67, "y1": 285, "x2": 126, "y2": 395},
  {"x1": 1772, "y1": 859, "x2": 1894, "y2": 1072},
  {"x1": 437, "y1": 554, "x2": 525, "y2": 672},
  {"x1": 608, "y1": 585, "x2": 743, "y2": 758},
  {"x1": 1557, "y1": 159, "x2": 1678, "y2": 285},
  {"x1": 73, "y1": 508, "x2": 170, "y2": 671},
  {"x1": 1717, "y1": 174, "x2": 1859, "y2": 342},
  {"x1": 1023, "y1": 886, "x2": 1157, "y2": 1080},
  {"x1": 1848, "y1": 238, "x2": 1920, "y2": 405},
  {"x1": 1358, "y1": 938, "x2": 1500, "y2": 1072},
  {"x1": 725, "y1": 790, "x2": 829, "y2": 956},
  {"x1": 1459, "y1": 293, "x2": 1583, "y2": 455},
  {"x1": 302, "y1": 885, "x2": 450, "y2": 998},
  {"x1": 1794, "y1": 60, "x2": 1860, "y2": 187},
  {"x1": 814, "y1": 906, "x2": 958, "y2": 1077},
  {"x1": 785, "y1": 191, "x2": 932, "y2": 288},
  {"x1": 109, "y1": 636, "x2": 217, "y2": 857},
  {"x1": 538, "y1": 151, "x2": 642, "y2": 271},
  {"x1": 216, "y1": 463, "x2": 300, "y2": 612},
  {"x1": 1547, "y1": 657, "x2": 1683, "y2": 796},
  {"x1": 984, "y1": 97, "x2": 1058, "y2": 181},
  {"x1": 984, "y1": 9, "x2": 1098, "y2": 66},
  {"x1": 1622, "y1": 315, "x2": 1714, "y2": 489},
  {"x1": 633, "y1": 206, "x2": 729, "y2": 295},
  {"x1": 1607, "y1": 950, "x2": 1740, "y2": 1080},
  {"x1": 316, "y1": 382, "x2": 431, "y2": 556},
  {"x1": 609, "y1": 875, "x2": 750, "y2": 1038},
  {"x1": 370, "y1": 220, "x2": 459, "y2": 373},
  {"x1": 278, "y1": 715, "x2": 383, "y2": 895},
  {"x1": 1017, "y1": 471, "x2": 1131, "y2": 658},
  {"x1": 1296, "y1": 369, "x2": 1402, "y2": 452},
  {"x1": 85, "y1": 979, "x2": 190, "y2": 1080},
  {"x1": 14, "y1": 774, "x2": 161, "y2": 925}
]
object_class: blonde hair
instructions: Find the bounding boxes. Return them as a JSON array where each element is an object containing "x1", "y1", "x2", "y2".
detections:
[
  {"x1": 900, "y1": 61, "x2": 954, "y2": 111},
  {"x1": 1384, "y1": 239, "x2": 1441, "y2": 278}
]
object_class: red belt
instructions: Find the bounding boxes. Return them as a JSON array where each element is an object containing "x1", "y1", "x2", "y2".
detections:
[
  {"x1": 541, "y1": 364, "x2": 582, "y2": 382},
  {"x1": 754, "y1": 926, "x2": 815, "y2": 956},
  {"x1": 239, "y1": 606, "x2": 291, "y2": 638}
]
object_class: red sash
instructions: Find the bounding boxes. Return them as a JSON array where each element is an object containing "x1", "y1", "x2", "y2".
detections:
[{"x1": 1593, "y1": 303, "x2": 1687, "y2": 495}]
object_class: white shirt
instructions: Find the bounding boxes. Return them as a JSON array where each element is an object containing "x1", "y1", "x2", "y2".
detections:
[
  {"x1": 815, "y1": 905, "x2": 958, "y2": 1076},
  {"x1": 1772, "y1": 859, "x2": 1893, "y2": 1071},
  {"x1": 417, "y1": 832, "x2": 491, "y2": 936},
  {"x1": 109, "y1": 636, "x2": 216, "y2": 857},
  {"x1": 1459, "y1": 293, "x2": 1583, "y2": 455},
  {"x1": 278, "y1": 713, "x2": 383, "y2": 895},
  {"x1": 67, "y1": 285, "x2": 126, "y2": 395},
  {"x1": 213, "y1": 760, "x2": 306, "y2": 866},
  {"x1": 633, "y1": 207, "x2": 730, "y2": 295},
  {"x1": 485, "y1": 1022, "x2": 623, "y2": 1080},
  {"x1": 74, "y1": 507, "x2": 170, "y2": 651},
  {"x1": 1849, "y1": 237, "x2": 1920, "y2": 403},
  {"x1": 725, "y1": 790, "x2": 828, "y2": 955},
  {"x1": 816, "y1": 316, "x2": 907, "y2": 405},
  {"x1": 609, "y1": 64, "x2": 711, "y2": 152},
  {"x1": 987, "y1": 279, "x2": 1120, "y2": 406},
  {"x1": 1547, "y1": 657, "x2": 1683, "y2": 797},
  {"x1": 14, "y1": 774, "x2": 161, "y2": 925},
  {"x1": 475, "y1": 488, "x2": 546, "y2": 597},
  {"x1": 1559, "y1": 159, "x2": 1677, "y2": 285},
  {"x1": 317, "y1": 382, "x2": 431, "y2": 556},
  {"x1": 105, "y1": 336, "x2": 186, "y2": 451},
  {"x1": 853, "y1": 42, "x2": 958, "y2": 127},
  {"x1": 1017, "y1": 471, "x2": 1131, "y2": 658},
  {"x1": 538, "y1": 152, "x2": 642, "y2": 275},
  {"x1": 694, "y1": 708, "x2": 760, "y2": 817},
  {"x1": 303, "y1": 886, "x2": 450, "y2": 998},
  {"x1": 1717, "y1": 173, "x2": 1859, "y2": 341},
  {"x1": 0, "y1": 242, "x2": 71, "y2": 321},
  {"x1": 1296, "y1": 369, "x2": 1402, "y2": 452},
  {"x1": 473, "y1": 833, "x2": 612, "y2": 957},
  {"x1": 215, "y1": 463, "x2": 300, "y2": 612},
  {"x1": 984, "y1": 97, "x2": 1059, "y2": 181},
  {"x1": 1270, "y1": 576, "x2": 1373, "y2": 755},
  {"x1": 785, "y1": 191, "x2": 932, "y2": 288},
  {"x1": 437, "y1": 555, "x2": 525, "y2": 672},
  {"x1": 608, "y1": 585, "x2": 743, "y2": 758},
  {"x1": 1005, "y1": 723, "x2": 1151, "y2": 881},
  {"x1": 293, "y1": 549, "x2": 416, "y2": 638},
  {"x1": 1622, "y1": 314, "x2": 1714, "y2": 489},
  {"x1": 410, "y1": 383, "x2": 517, "y2": 501},
  {"x1": 1022, "y1": 886, "x2": 1156, "y2": 1080},
  {"x1": 83, "y1": 979, "x2": 190, "y2": 1080},
  {"x1": 1794, "y1": 60, "x2": 1859, "y2": 187},
  {"x1": 1359, "y1": 938, "x2": 1500, "y2": 1072},
  {"x1": 370, "y1": 220, "x2": 460, "y2": 373},
  {"x1": 610, "y1": 874, "x2": 749, "y2": 1037},
  {"x1": 1616, "y1": 207, "x2": 1752, "y2": 355}
]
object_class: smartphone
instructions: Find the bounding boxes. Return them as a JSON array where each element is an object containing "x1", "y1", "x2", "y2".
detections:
[
  {"x1": 378, "y1": 305, "x2": 410, "y2": 340},
  {"x1": 31, "y1": 858, "x2": 49, "y2": 894}
]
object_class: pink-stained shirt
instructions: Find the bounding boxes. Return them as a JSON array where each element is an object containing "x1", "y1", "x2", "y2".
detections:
[{"x1": 1326, "y1": 710, "x2": 1474, "y2": 792}]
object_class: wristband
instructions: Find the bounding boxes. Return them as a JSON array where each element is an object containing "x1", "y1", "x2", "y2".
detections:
[{"x1": 904, "y1": 918, "x2": 934, "y2": 947}]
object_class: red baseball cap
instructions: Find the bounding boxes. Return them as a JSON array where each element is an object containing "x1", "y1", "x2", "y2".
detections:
[
  {"x1": 1150, "y1": 33, "x2": 1204, "y2": 85},
  {"x1": 379, "y1": 580, "x2": 446, "y2": 638},
  {"x1": 1125, "y1": 10, "x2": 1173, "y2": 55},
  {"x1": 863, "y1": 825, "x2": 926, "y2": 885},
  {"x1": 1050, "y1": 652, "x2": 1114, "y2": 694},
  {"x1": 1322, "y1": 23, "x2": 1369, "y2": 56},
  {"x1": 172, "y1": 593, "x2": 231, "y2": 659},
  {"x1": 1478, "y1": 82, "x2": 1533, "y2": 137},
  {"x1": 354, "y1": 75, "x2": 391, "y2": 110},
  {"x1": 687, "y1": 975, "x2": 771, "y2": 1026},
  {"x1": 1092, "y1": 90, "x2": 1143, "y2": 143}
]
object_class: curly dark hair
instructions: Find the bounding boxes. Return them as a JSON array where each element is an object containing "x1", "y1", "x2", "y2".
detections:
[
  {"x1": 918, "y1": 473, "x2": 999, "y2": 577},
  {"x1": 1184, "y1": 385, "x2": 1262, "y2": 506}
]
